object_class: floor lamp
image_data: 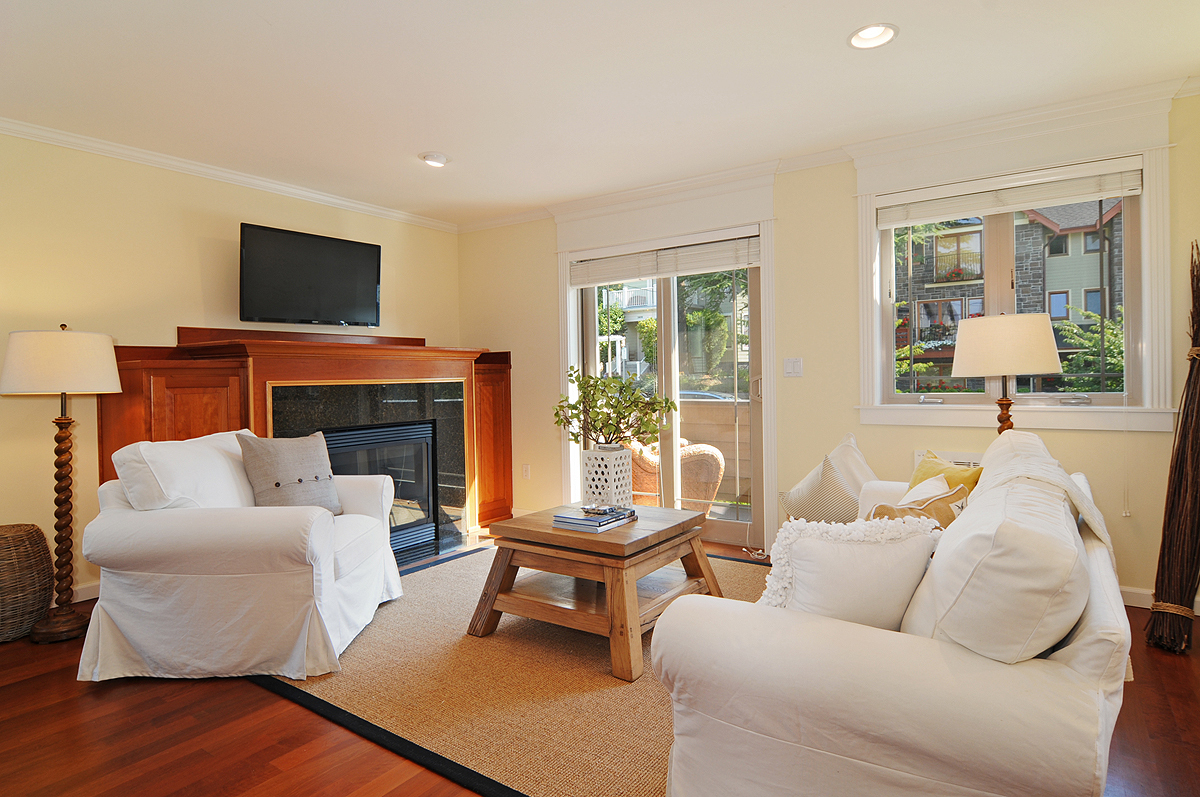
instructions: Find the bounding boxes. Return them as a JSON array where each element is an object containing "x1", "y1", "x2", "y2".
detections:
[
  {"x1": 0, "y1": 325, "x2": 121, "y2": 643},
  {"x1": 951, "y1": 313, "x2": 1063, "y2": 434}
]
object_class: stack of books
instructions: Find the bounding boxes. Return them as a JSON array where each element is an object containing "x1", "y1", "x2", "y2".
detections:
[{"x1": 552, "y1": 506, "x2": 637, "y2": 533}]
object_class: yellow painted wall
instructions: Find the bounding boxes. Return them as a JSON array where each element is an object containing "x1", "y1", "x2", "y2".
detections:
[
  {"x1": 769, "y1": 97, "x2": 1200, "y2": 596},
  {"x1": 458, "y1": 219, "x2": 564, "y2": 512},
  {"x1": 461, "y1": 97, "x2": 1200, "y2": 597},
  {"x1": 0, "y1": 133, "x2": 460, "y2": 590},
  {"x1": 5, "y1": 95, "x2": 1196, "y2": 600}
]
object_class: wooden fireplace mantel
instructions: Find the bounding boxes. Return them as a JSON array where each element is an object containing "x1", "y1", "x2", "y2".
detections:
[{"x1": 97, "y1": 327, "x2": 513, "y2": 528}]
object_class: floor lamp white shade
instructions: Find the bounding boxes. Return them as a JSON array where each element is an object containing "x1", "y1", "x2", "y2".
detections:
[
  {"x1": 951, "y1": 313, "x2": 1063, "y2": 380},
  {"x1": 0, "y1": 326, "x2": 121, "y2": 643},
  {"x1": 0, "y1": 328, "x2": 121, "y2": 396}
]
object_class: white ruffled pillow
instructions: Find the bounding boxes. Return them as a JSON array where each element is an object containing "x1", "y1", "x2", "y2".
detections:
[{"x1": 759, "y1": 516, "x2": 941, "y2": 631}]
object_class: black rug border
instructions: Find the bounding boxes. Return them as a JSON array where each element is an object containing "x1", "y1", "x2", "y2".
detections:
[
  {"x1": 247, "y1": 545, "x2": 764, "y2": 797},
  {"x1": 248, "y1": 545, "x2": 524, "y2": 797}
]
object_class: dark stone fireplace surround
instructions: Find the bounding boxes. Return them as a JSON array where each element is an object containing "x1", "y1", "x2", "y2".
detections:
[{"x1": 271, "y1": 381, "x2": 467, "y2": 566}]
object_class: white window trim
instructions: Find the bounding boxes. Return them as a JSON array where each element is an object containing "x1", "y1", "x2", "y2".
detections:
[{"x1": 858, "y1": 148, "x2": 1175, "y2": 433}]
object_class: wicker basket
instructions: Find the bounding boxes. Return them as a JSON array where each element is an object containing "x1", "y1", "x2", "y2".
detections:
[{"x1": 0, "y1": 524, "x2": 53, "y2": 642}]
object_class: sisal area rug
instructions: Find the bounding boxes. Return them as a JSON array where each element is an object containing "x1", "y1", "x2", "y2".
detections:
[{"x1": 252, "y1": 548, "x2": 768, "y2": 797}]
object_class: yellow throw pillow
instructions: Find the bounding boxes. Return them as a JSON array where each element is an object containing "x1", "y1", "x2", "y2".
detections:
[
  {"x1": 870, "y1": 482, "x2": 968, "y2": 529},
  {"x1": 909, "y1": 450, "x2": 983, "y2": 494}
]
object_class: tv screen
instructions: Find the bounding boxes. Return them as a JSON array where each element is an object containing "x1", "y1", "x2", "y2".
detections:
[{"x1": 240, "y1": 223, "x2": 380, "y2": 327}]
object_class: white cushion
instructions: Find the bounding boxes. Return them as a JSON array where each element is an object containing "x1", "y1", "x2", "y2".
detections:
[
  {"x1": 902, "y1": 480, "x2": 1090, "y2": 663},
  {"x1": 780, "y1": 433, "x2": 877, "y2": 522},
  {"x1": 759, "y1": 516, "x2": 941, "y2": 631},
  {"x1": 112, "y1": 430, "x2": 257, "y2": 510},
  {"x1": 979, "y1": 429, "x2": 1058, "y2": 475}
]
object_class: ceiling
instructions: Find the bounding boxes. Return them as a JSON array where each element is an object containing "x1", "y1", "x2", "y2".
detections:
[{"x1": 2, "y1": 1, "x2": 1198, "y2": 230}]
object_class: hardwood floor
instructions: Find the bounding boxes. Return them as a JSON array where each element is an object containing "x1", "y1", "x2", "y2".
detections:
[
  {"x1": 1105, "y1": 608, "x2": 1200, "y2": 797},
  {"x1": 2, "y1": 558, "x2": 1197, "y2": 796}
]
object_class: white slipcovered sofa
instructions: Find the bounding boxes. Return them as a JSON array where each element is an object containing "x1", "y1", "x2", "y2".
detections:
[
  {"x1": 652, "y1": 431, "x2": 1131, "y2": 797},
  {"x1": 78, "y1": 429, "x2": 403, "y2": 681}
]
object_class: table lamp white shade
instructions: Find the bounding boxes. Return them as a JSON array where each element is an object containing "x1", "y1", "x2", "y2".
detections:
[
  {"x1": 0, "y1": 329, "x2": 122, "y2": 395},
  {"x1": 951, "y1": 314, "x2": 1063, "y2": 379}
]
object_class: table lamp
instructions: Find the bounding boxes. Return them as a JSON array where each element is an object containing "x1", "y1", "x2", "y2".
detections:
[
  {"x1": 951, "y1": 313, "x2": 1062, "y2": 434},
  {"x1": 0, "y1": 325, "x2": 121, "y2": 642}
]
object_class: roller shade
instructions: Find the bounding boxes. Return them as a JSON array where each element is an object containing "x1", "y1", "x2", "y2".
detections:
[
  {"x1": 569, "y1": 236, "x2": 759, "y2": 288},
  {"x1": 877, "y1": 169, "x2": 1142, "y2": 230}
]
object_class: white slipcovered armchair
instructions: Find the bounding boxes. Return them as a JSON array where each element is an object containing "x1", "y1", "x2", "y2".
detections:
[{"x1": 78, "y1": 430, "x2": 403, "y2": 681}]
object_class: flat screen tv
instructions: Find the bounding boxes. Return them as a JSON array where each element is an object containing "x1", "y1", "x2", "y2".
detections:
[{"x1": 240, "y1": 223, "x2": 381, "y2": 327}]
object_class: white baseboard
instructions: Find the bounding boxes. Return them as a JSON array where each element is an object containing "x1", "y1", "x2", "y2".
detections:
[
  {"x1": 73, "y1": 581, "x2": 99, "y2": 603},
  {"x1": 67, "y1": 562, "x2": 1196, "y2": 613}
]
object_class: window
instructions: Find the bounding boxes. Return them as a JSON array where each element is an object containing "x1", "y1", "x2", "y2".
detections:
[
  {"x1": 881, "y1": 163, "x2": 1141, "y2": 407},
  {"x1": 1084, "y1": 231, "x2": 1102, "y2": 253},
  {"x1": 934, "y1": 228, "x2": 982, "y2": 281},
  {"x1": 1048, "y1": 291, "x2": 1070, "y2": 320}
]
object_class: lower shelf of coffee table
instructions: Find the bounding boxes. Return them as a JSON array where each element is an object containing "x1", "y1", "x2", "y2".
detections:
[{"x1": 493, "y1": 566, "x2": 709, "y2": 636}]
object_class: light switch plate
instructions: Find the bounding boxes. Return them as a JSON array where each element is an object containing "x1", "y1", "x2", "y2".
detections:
[{"x1": 783, "y1": 357, "x2": 803, "y2": 377}]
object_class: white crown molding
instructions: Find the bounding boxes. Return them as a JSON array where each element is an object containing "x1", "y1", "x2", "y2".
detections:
[
  {"x1": 548, "y1": 161, "x2": 779, "y2": 225},
  {"x1": 457, "y1": 207, "x2": 553, "y2": 234},
  {"x1": 1177, "y1": 76, "x2": 1200, "y2": 99},
  {"x1": 844, "y1": 79, "x2": 1183, "y2": 171},
  {"x1": 0, "y1": 117, "x2": 459, "y2": 234},
  {"x1": 777, "y1": 149, "x2": 851, "y2": 173}
]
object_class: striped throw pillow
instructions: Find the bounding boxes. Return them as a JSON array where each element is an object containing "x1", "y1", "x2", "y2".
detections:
[{"x1": 779, "y1": 455, "x2": 858, "y2": 523}]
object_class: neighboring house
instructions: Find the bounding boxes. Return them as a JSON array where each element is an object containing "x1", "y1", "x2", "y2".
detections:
[
  {"x1": 598, "y1": 278, "x2": 748, "y2": 390},
  {"x1": 894, "y1": 199, "x2": 1125, "y2": 392}
]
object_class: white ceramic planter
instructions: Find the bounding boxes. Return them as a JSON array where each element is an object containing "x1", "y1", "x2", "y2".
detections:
[{"x1": 581, "y1": 444, "x2": 633, "y2": 508}]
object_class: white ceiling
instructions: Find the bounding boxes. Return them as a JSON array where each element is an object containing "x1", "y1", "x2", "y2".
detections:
[{"x1": 2, "y1": 1, "x2": 1198, "y2": 230}]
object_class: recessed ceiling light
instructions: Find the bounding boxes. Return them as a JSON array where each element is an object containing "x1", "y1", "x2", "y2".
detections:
[
  {"x1": 849, "y1": 23, "x2": 898, "y2": 49},
  {"x1": 419, "y1": 152, "x2": 449, "y2": 167}
]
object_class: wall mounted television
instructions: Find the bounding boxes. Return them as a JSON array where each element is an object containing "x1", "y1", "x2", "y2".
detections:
[{"x1": 240, "y1": 223, "x2": 381, "y2": 327}]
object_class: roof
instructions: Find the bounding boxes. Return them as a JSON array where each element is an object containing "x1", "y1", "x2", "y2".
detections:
[{"x1": 1026, "y1": 198, "x2": 1123, "y2": 233}]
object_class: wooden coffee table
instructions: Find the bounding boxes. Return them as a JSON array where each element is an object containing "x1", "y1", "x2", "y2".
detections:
[{"x1": 468, "y1": 505, "x2": 722, "y2": 681}]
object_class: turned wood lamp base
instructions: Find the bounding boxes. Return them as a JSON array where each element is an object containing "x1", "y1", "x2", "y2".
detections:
[{"x1": 30, "y1": 409, "x2": 88, "y2": 644}]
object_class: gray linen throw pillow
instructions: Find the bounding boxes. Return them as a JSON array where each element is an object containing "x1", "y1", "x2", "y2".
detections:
[{"x1": 237, "y1": 432, "x2": 342, "y2": 515}]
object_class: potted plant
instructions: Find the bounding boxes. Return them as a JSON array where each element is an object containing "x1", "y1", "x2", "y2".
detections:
[{"x1": 553, "y1": 366, "x2": 677, "y2": 506}]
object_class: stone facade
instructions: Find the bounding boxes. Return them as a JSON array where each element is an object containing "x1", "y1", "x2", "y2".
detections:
[{"x1": 1015, "y1": 222, "x2": 1045, "y2": 315}]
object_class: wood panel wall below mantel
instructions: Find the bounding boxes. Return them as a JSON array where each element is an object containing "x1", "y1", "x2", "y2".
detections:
[{"x1": 97, "y1": 328, "x2": 513, "y2": 530}]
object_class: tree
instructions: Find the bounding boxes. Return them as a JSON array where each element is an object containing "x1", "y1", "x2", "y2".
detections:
[
  {"x1": 1055, "y1": 306, "x2": 1124, "y2": 392},
  {"x1": 597, "y1": 296, "x2": 625, "y2": 369},
  {"x1": 637, "y1": 317, "x2": 657, "y2": 366},
  {"x1": 686, "y1": 308, "x2": 729, "y2": 371}
]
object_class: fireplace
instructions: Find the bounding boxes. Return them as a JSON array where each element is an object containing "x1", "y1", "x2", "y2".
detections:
[
  {"x1": 322, "y1": 421, "x2": 451, "y2": 565},
  {"x1": 270, "y1": 380, "x2": 467, "y2": 566}
]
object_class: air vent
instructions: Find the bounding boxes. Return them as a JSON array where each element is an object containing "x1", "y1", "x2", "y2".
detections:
[{"x1": 915, "y1": 449, "x2": 983, "y2": 469}]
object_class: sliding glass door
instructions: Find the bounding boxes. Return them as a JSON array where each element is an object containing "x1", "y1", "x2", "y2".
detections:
[{"x1": 579, "y1": 260, "x2": 757, "y2": 543}]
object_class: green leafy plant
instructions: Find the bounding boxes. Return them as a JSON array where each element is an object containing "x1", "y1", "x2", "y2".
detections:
[
  {"x1": 1054, "y1": 306, "x2": 1125, "y2": 392},
  {"x1": 553, "y1": 366, "x2": 678, "y2": 446}
]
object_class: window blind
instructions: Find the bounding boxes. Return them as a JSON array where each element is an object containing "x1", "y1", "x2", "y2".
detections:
[
  {"x1": 569, "y1": 236, "x2": 760, "y2": 288},
  {"x1": 876, "y1": 169, "x2": 1142, "y2": 230}
]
